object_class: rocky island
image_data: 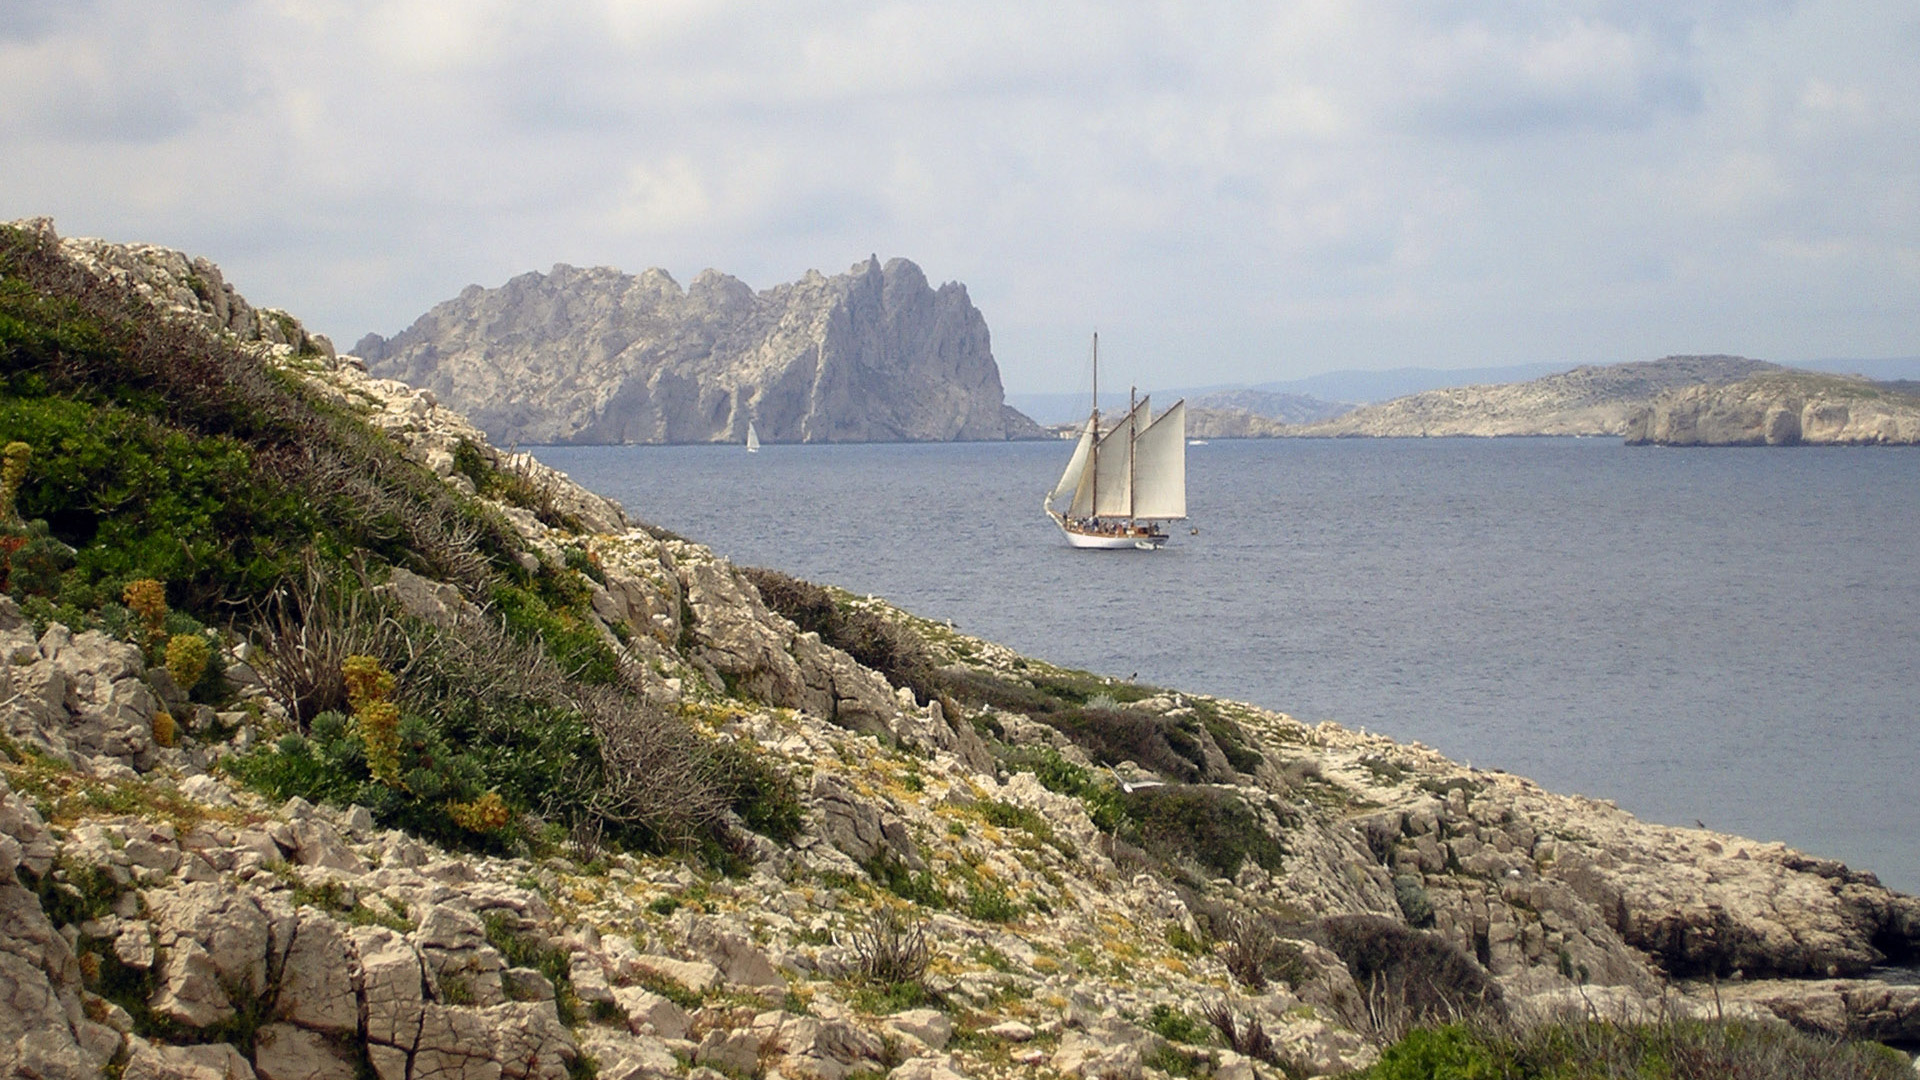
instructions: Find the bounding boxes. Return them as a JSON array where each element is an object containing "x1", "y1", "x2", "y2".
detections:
[
  {"x1": 3, "y1": 219, "x2": 1917, "y2": 1080},
  {"x1": 1626, "y1": 371, "x2": 1920, "y2": 445},
  {"x1": 1287, "y1": 356, "x2": 1781, "y2": 438},
  {"x1": 356, "y1": 257, "x2": 1043, "y2": 447}
]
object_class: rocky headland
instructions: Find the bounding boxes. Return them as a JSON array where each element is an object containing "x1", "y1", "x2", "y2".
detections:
[
  {"x1": 356, "y1": 257, "x2": 1044, "y2": 447},
  {"x1": 1185, "y1": 408, "x2": 1290, "y2": 439},
  {"x1": 4, "y1": 220, "x2": 1918, "y2": 1080},
  {"x1": 1625, "y1": 371, "x2": 1920, "y2": 446},
  {"x1": 1287, "y1": 356, "x2": 1782, "y2": 438}
]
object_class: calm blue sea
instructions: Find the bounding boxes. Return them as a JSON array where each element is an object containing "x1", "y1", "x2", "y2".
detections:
[{"x1": 534, "y1": 438, "x2": 1920, "y2": 895}]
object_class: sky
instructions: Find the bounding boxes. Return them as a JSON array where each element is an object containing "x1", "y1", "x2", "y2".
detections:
[{"x1": 3, "y1": 1, "x2": 1916, "y2": 394}]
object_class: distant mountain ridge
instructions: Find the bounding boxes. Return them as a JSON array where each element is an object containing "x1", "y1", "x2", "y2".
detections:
[{"x1": 358, "y1": 257, "x2": 1044, "y2": 445}]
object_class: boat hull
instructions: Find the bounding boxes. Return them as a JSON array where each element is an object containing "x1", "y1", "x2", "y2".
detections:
[{"x1": 1049, "y1": 510, "x2": 1169, "y2": 549}]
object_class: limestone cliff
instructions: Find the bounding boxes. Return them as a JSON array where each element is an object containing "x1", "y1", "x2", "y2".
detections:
[
  {"x1": 1625, "y1": 371, "x2": 1920, "y2": 445},
  {"x1": 357, "y1": 257, "x2": 1045, "y2": 446},
  {"x1": 1291, "y1": 355, "x2": 1780, "y2": 438}
]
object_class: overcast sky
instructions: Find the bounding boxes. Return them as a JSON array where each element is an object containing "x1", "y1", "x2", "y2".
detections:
[{"x1": 4, "y1": 1, "x2": 1915, "y2": 392}]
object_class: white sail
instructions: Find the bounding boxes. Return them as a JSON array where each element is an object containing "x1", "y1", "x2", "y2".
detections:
[
  {"x1": 1070, "y1": 397, "x2": 1150, "y2": 518},
  {"x1": 746, "y1": 422, "x2": 760, "y2": 452},
  {"x1": 1050, "y1": 418, "x2": 1096, "y2": 503},
  {"x1": 1130, "y1": 399, "x2": 1186, "y2": 519}
]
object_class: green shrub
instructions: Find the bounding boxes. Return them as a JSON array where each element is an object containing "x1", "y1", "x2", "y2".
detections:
[
  {"x1": 1191, "y1": 702, "x2": 1264, "y2": 774},
  {"x1": 864, "y1": 853, "x2": 948, "y2": 908},
  {"x1": 1355, "y1": 1019, "x2": 1914, "y2": 1080},
  {"x1": 1121, "y1": 786, "x2": 1288, "y2": 880},
  {"x1": 490, "y1": 581, "x2": 620, "y2": 686},
  {"x1": 1393, "y1": 874, "x2": 1436, "y2": 928},
  {"x1": 1360, "y1": 1025, "x2": 1496, "y2": 1080},
  {"x1": 964, "y1": 883, "x2": 1020, "y2": 922},
  {"x1": 223, "y1": 700, "x2": 501, "y2": 849},
  {"x1": 1146, "y1": 1004, "x2": 1212, "y2": 1045},
  {"x1": 712, "y1": 741, "x2": 804, "y2": 843},
  {"x1": 1036, "y1": 706, "x2": 1234, "y2": 785}
]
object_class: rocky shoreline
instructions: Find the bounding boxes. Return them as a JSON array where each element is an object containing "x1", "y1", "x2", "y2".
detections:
[
  {"x1": 4, "y1": 220, "x2": 1918, "y2": 1080},
  {"x1": 1625, "y1": 371, "x2": 1920, "y2": 445}
]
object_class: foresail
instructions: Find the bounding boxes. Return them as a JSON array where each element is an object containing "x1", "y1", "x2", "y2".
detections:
[
  {"x1": 1050, "y1": 419, "x2": 1095, "y2": 503},
  {"x1": 1131, "y1": 399, "x2": 1186, "y2": 519}
]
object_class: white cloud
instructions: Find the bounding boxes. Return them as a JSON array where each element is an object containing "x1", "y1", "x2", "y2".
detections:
[{"x1": 3, "y1": 0, "x2": 1916, "y2": 390}]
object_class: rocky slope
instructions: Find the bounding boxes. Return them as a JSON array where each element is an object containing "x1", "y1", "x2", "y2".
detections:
[
  {"x1": 1290, "y1": 356, "x2": 1781, "y2": 438},
  {"x1": 1189, "y1": 391, "x2": 1352, "y2": 428},
  {"x1": 1625, "y1": 371, "x2": 1920, "y2": 445},
  {"x1": 1185, "y1": 408, "x2": 1290, "y2": 439},
  {"x1": 356, "y1": 258, "x2": 1044, "y2": 446},
  {"x1": 5, "y1": 221, "x2": 1919, "y2": 1080}
]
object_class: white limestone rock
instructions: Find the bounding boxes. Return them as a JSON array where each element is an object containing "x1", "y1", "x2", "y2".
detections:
[{"x1": 359, "y1": 257, "x2": 1043, "y2": 447}]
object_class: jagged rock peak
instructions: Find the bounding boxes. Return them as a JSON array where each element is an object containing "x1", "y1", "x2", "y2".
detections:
[{"x1": 358, "y1": 256, "x2": 1046, "y2": 446}]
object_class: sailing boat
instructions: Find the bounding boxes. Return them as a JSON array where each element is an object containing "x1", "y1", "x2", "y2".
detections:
[
  {"x1": 745, "y1": 421, "x2": 760, "y2": 453},
  {"x1": 1044, "y1": 333, "x2": 1186, "y2": 549}
]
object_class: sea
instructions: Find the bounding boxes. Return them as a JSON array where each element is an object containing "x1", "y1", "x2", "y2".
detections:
[{"x1": 533, "y1": 437, "x2": 1920, "y2": 897}]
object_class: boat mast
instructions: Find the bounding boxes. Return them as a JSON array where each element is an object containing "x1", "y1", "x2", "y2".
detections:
[
  {"x1": 1128, "y1": 385, "x2": 1137, "y2": 528},
  {"x1": 1089, "y1": 333, "x2": 1099, "y2": 522}
]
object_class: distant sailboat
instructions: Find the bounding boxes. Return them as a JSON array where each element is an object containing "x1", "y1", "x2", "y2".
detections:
[
  {"x1": 1044, "y1": 333, "x2": 1186, "y2": 549},
  {"x1": 746, "y1": 421, "x2": 760, "y2": 453}
]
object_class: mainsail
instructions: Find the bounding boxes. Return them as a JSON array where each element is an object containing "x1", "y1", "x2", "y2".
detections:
[
  {"x1": 1069, "y1": 397, "x2": 1151, "y2": 518},
  {"x1": 746, "y1": 422, "x2": 760, "y2": 452},
  {"x1": 1130, "y1": 400, "x2": 1186, "y2": 519}
]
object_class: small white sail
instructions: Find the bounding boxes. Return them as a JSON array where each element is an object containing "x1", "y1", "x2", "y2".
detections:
[
  {"x1": 746, "y1": 422, "x2": 760, "y2": 452},
  {"x1": 1130, "y1": 399, "x2": 1186, "y2": 519},
  {"x1": 1050, "y1": 418, "x2": 1096, "y2": 503}
]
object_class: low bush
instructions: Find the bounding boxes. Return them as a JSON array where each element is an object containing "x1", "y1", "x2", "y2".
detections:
[
  {"x1": 963, "y1": 883, "x2": 1021, "y2": 922},
  {"x1": 847, "y1": 906, "x2": 932, "y2": 987},
  {"x1": 1313, "y1": 915, "x2": 1504, "y2": 1041},
  {"x1": 1190, "y1": 901, "x2": 1310, "y2": 991},
  {"x1": 1356, "y1": 1018, "x2": 1912, "y2": 1080},
  {"x1": 710, "y1": 741, "x2": 804, "y2": 843},
  {"x1": 1121, "y1": 786, "x2": 1288, "y2": 881},
  {"x1": 1146, "y1": 1004, "x2": 1213, "y2": 1045},
  {"x1": 1393, "y1": 874, "x2": 1436, "y2": 929},
  {"x1": 864, "y1": 853, "x2": 948, "y2": 908}
]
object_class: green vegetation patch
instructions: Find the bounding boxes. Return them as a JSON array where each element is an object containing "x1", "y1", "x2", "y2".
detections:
[
  {"x1": 0, "y1": 225, "x2": 521, "y2": 621},
  {"x1": 997, "y1": 745, "x2": 1128, "y2": 832},
  {"x1": 1121, "y1": 785, "x2": 1288, "y2": 881},
  {"x1": 1356, "y1": 1019, "x2": 1912, "y2": 1080}
]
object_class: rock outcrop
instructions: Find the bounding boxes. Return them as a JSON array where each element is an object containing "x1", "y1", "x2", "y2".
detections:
[
  {"x1": 1625, "y1": 372, "x2": 1920, "y2": 445},
  {"x1": 1291, "y1": 355, "x2": 1781, "y2": 438},
  {"x1": 6, "y1": 220, "x2": 1918, "y2": 1079},
  {"x1": 356, "y1": 257, "x2": 1045, "y2": 446}
]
